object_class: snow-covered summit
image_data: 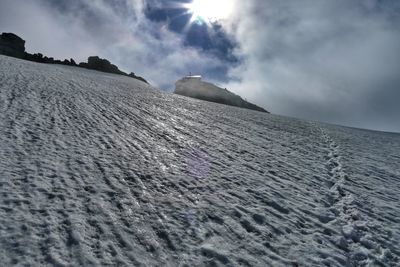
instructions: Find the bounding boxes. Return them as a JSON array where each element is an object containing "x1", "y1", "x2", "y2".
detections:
[{"x1": 183, "y1": 75, "x2": 202, "y2": 79}]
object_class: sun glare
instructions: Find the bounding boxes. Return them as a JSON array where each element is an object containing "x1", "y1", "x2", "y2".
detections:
[{"x1": 185, "y1": 0, "x2": 233, "y2": 23}]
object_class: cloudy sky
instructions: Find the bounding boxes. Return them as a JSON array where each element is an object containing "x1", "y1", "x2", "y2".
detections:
[{"x1": 1, "y1": 0, "x2": 399, "y2": 132}]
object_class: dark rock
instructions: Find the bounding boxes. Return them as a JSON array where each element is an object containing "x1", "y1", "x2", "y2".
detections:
[
  {"x1": 84, "y1": 56, "x2": 123, "y2": 75},
  {"x1": 0, "y1": 32, "x2": 26, "y2": 58},
  {"x1": 81, "y1": 56, "x2": 148, "y2": 83},
  {"x1": 128, "y1": 72, "x2": 148, "y2": 84}
]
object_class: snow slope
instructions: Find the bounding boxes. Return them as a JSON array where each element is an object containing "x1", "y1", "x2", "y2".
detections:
[{"x1": 0, "y1": 55, "x2": 399, "y2": 266}]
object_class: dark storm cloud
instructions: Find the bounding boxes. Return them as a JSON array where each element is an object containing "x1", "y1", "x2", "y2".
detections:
[{"x1": 223, "y1": 0, "x2": 400, "y2": 132}]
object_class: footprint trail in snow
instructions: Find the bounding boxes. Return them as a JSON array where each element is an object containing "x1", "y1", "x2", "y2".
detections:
[{"x1": 0, "y1": 56, "x2": 399, "y2": 266}]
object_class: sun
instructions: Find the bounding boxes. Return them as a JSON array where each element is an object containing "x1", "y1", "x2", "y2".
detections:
[{"x1": 185, "y1": 0, "x2": 233, "y2": 23}]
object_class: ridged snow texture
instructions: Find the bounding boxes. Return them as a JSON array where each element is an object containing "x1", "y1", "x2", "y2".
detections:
[{"x1": 0, "y1": 55, "x2": 399, "y2": 266}]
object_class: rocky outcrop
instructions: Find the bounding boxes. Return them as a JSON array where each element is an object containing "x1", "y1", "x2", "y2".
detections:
[
  {"x1": 128, "y1": 72, "x2": 148, "y2": 84},
  {"x1": 0, "y1": 32, "x2": 148, "y2": 84},
  {"x1": 79, "y1": 56, "x2": 123, "y2": 75},
  {"x1": 0, "y1": 33, "x2": 26, "y2": 58},
  {"x1": 174, "y1": 76, "x2": 269, "y2": 113},
  {"x1": 78, "y1": 56, "x2": 148, "y2": 83}
]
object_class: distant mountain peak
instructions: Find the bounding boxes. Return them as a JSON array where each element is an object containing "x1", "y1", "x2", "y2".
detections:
[{"x1": 174, "y1": 76, "x2": 269, "y2": 113}]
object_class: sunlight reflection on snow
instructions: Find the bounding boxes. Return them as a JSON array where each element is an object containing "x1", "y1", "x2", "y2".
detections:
[{"x1": 186, "y1": 147, "x2": 210, "y2": 179}]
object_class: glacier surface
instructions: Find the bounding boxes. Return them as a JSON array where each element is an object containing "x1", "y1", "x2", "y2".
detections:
[{"x1": 0, "y1": 55, "x2": 399, "y2": 266}]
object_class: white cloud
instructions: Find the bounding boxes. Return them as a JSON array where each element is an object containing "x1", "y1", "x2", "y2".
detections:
[
  {"x1": 0, "y1": 0, "x2": 225, "y2": 89},
  {"x1": 222, "y1": 0, "x2": 400, "y2": 132}
]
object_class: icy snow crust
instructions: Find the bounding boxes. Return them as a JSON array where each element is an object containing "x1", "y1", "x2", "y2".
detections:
[{"x1": 0, "y1": 55, "x2": 399, "y2": 266}]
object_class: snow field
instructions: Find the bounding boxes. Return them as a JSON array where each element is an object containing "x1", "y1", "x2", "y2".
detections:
[{"x1": 0, "y1": 55, "x2": 399, "y2": 266}]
